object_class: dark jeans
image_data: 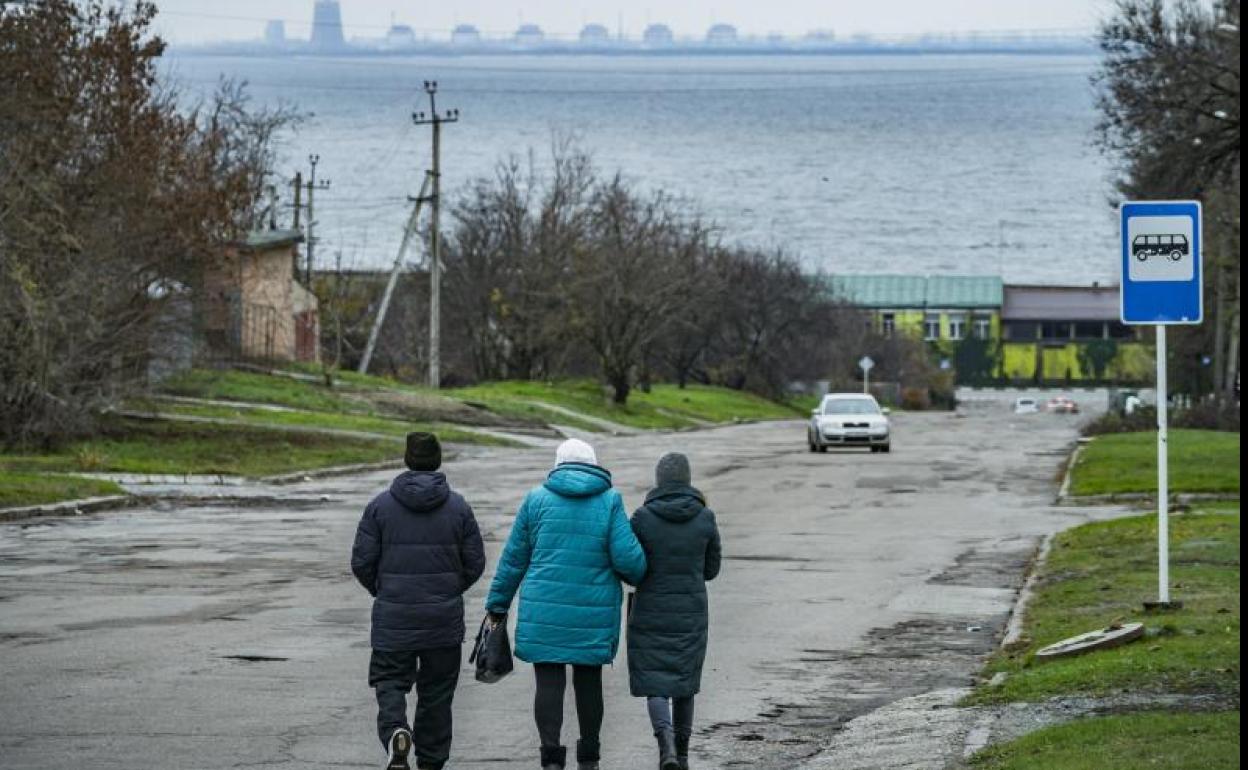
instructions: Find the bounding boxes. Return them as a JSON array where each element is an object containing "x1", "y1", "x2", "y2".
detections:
[
  {"x1": 646, "y1": 696, "x2": 695, "y2": 739},
  {"x1": 534, "y1": 663, "x2": 604, "y2": 761},
  {"x1": 369, "y1": 647, "x2": 462, "y2": 769}
]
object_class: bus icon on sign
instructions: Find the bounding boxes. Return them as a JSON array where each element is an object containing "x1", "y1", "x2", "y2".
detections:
[{"x1": 1132, "y1": 233, "x2": 1189, "y2": 262}]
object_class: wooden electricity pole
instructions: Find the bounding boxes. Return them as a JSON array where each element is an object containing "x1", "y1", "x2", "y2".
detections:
[{"x1": 412, "y1": 81, "x2": 458, "y2": 388}]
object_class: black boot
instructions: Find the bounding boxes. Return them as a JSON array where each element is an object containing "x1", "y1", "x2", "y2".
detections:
[
  {"x1": 675, "y1": 732, "x2": 691, "y2": 769},
  {"x1": 656, "y1": 730, "x2": 679, "y2": 770},
  {"x1": 576, "y1": 738, "x2": 601, "y2": 770},
  {"x1": 540, "y1": 744, "x2": 567, "y2": 770}
]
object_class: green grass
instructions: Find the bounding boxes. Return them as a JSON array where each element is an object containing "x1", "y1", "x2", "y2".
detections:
[
  {"x1": 1070, "y1": 430, "x2": 1241, "y2": 496},
  {"x1": 143, "y1": 402, "x2": 515, "y2": 447},
  {"x1": 966, "y1": 507, "x2": 1240, "y2": 705},
  {"x1": 0, "y1": 419, "x2": 399, "y2": 477},
  {"x1": 968, "y1": 711, "x2": 1239, "y2": 770},
  {"x1": 0, "y1": 472, "x2": 125, "y2": 508},
  {"x1": 450, "y1": 380, "x2": 801, "y2": 431},
  {"x1": 160, "y1": 369, "x2": 369, "y2": 413}
]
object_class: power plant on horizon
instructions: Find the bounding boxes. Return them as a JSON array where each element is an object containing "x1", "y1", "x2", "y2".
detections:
[{"x1": 236, "y1": 0, "x2": 1093, "y2": 54}]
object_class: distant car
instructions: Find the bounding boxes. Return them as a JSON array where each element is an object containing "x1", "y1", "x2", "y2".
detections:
[
  {"x1": 1014, "y1": 397, "x2": 1040, "y2": 415},
  {"x1": 1046, "y1": 397, "x2": 1080, "y2": 414},
  {"x1": 808, "y1": 394, "x2": 891, "y2": 453}
]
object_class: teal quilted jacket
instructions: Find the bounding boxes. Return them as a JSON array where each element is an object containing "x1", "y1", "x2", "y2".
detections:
[{"x1": 485, "y1": 463, "x2": 647, "y2": 665}]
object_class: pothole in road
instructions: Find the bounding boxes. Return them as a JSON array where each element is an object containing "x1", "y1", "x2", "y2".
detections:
[{"x1": 222, "y1": 654, "x2": 289, "y2": 663}]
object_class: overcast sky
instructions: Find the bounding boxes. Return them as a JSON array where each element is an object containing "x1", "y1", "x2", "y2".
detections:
[{"x1": 153, "y1": 0, "x2": 1113, "y2": 44}]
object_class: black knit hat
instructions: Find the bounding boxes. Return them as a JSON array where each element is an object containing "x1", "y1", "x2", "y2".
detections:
[
  {"x1": 655, "y1": 452, "x2": 692, "y2": 486},
  {"x1": 405, "y1": 432, "x2": 442, "y2": 471}
]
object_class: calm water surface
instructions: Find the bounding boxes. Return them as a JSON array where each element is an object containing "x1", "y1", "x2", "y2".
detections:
[{"x1": 168, "y1": 53, "x2": 1120, "y2": 283}]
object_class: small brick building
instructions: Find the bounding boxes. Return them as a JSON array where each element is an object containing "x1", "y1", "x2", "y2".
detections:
[{"x1": 201, "y1": 229, "x2": 320, "y2": 363}]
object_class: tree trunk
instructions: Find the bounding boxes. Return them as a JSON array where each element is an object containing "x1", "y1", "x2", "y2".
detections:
[{"x1": 608, "y1": 368, "x2": 631, "y2": 404}]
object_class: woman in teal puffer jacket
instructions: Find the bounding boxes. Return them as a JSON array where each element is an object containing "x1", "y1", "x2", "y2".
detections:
[{"x1": 486, "y1": 439, "x2": 648, "y2": 770}]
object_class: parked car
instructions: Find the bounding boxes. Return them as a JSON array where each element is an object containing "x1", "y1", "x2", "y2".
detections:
[
  {"x1": 1013, "y1": 397, "x2": 1040, "y2": 415},
  {"x1": 1045, "y1": 396, "x2": 1080, "y2": 414},
  {"x1": 808, "y1": 393, "x2": 891, "y2": 453}
]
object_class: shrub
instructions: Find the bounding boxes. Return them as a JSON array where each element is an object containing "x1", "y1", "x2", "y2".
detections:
[{"x1": 900, "y1": 387, "x2": 931, "y2": 411}]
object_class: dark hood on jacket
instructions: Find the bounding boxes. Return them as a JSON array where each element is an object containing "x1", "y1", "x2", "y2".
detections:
[
  {"x1": 389, "y1": 470, "x2": 451, "y2": 512},
  {"x1": 643, "y1": 483, "x2": 706, "y2": 523}
]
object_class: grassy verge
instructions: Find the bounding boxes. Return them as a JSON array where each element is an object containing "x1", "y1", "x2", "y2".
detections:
[
  {"x1": 964, "y1": 504, "x2": 1240, "y2": 768},
  {"x1": 0, "y1": 419, "x2": 399, "y2": 478},
  {"x1": 968, "y1": 711, "x2": 1239, "y2": 770},
  {"x1": 1069, "y1": 430, "x2": 1240, "y2": 496},
  {"x1": 139, "y1": 402, "x2": 515, "y2": 447},
  {"x1": 967, "y1": 505, "x2": 1239, "y2": 705},
  {"x1": 451, "y1": 380, "x2": 801, "y2": 431},
  {"x1": 0, "y1": 471, "x2": 125, "y2": 508},
  {"x1": 160, "y1": 368, "x2": 367, "y2": 413}
]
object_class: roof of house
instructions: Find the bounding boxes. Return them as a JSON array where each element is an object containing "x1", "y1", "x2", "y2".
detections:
[
  {"x1": 1002, "y1": 284, "x2": 1122, "y2": 321},
  {"x1": 240, "y1": 228, "x2": 304, "y2": 252},
  {"x1": 826, "y1": 274, "x2": 1004, "y2": 309}
]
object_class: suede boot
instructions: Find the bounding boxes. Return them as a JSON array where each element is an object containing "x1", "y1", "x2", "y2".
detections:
[
  {"x1": 656, "y1": 730, "x2": 680, "y2": 770},
  {"x1": 540, "y1": 744, "x2": 567, "y2": 769}
]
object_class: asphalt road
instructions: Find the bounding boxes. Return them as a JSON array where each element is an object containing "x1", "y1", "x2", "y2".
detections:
[{"x1": 0, "y1": 407, "x2": 1115, "y2": 769}]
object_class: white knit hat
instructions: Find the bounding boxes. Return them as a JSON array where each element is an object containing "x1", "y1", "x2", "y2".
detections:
[{"x1": 555, "y1": 438, "x2": 597, "y2": 467}]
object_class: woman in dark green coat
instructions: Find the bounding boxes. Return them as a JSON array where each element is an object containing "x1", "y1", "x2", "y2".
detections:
[{"x1": 627, "y1": 453, "x2": 722, "y2": 770}]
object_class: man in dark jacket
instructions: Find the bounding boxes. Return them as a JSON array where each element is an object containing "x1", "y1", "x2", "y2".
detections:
[
  {"x1": 627, "y1": 453, "x2": 722, "y2": 770},
  {"x1": 352, "y1": 432, "x2": 486, "y2": 770}
]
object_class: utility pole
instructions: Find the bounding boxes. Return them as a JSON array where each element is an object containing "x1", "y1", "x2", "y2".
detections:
[
  {"x1": 358, "y1": 172, "x2": 434, "y2": 375},
  {"x1": 300, "y1": 155, "x2": 331, "y2": 287},
  {"x1": 412, "y1": 81, "x2": 459, "y2": 388}
]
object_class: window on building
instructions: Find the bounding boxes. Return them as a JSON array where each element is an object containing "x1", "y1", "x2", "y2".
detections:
[
  {"x1": 973, "y1": 315, "x2": 992, "y2": 340},
  {"x1": 881, "y1": 313, "x2": 896, "y2": 339},
  {"x1": 948, "y1": 313, "x2": 967, "y2": 341},
  {"x1": 1074, "y1": 322, "x2": 1106, "y2": 340},
  {"x1": 1041, "y1": 322, "x2": 1073, "y2": 341},
  {"x1": 924, "y1": 313, "x2": 941, "y2": 341},
  {"x1": 1108, "y1": 322, "x2": 1137, "y2": 340},
  {"x1": 1005, "y1": 322, "x2": 1039, "y2": 341}
]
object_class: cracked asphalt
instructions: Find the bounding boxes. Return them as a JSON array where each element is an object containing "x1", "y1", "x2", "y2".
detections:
[{"x1": 0, "y1": 405, "x2": 1121, "y2": 769}]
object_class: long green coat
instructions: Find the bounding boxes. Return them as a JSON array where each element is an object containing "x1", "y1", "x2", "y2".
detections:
[{"x1": 626, "y1": 484, "x2": 722, "y2": 698}]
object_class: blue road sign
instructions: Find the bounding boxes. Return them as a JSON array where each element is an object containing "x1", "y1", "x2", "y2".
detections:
[{"x1": 1120, "y1": 201, "x2": 1203, "y2": 325}]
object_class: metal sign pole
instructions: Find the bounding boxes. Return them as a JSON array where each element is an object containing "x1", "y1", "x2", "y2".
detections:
[{"x1": 1155, "y1": 324, "x2": 1170, "y2": 604}]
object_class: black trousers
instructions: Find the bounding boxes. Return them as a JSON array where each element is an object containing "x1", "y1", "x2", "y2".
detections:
[
  {"x1": 369, "y1": 647, "x2": 462, "y2": 769},
  {"x1": 533, "y1": 663, "x2": 604, "y2": 762}
]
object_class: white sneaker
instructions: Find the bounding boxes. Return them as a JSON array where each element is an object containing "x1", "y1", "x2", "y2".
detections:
[{"x1": 386, "y1": 728, "x2": 412, "y2": 770}]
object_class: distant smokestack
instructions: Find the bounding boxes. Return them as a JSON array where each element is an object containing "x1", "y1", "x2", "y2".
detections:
[{"x1": 310, "y1": 0, "x2": 345, "y2": 50}]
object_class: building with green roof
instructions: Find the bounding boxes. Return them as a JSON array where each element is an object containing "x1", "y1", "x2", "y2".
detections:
[{"x1": 824, "y1": 274, "x2": 1150, "y2": 384}]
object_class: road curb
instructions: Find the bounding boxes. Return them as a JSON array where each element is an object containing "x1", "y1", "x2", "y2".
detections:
[
  {"x1": 1058, "y1": 491, "x2": 1240, "y2": 506},
  {"x1": 261, "y1": 459, "x2": 407, "y2": 485},
  {"x1": 1001, "y1": 533, "x2": 1055, "y2": 649},
  {"x1": 1054, "y1": 440, "x2": 1088, "y2": 503},
  {"x1": 0, "y1": 494, "x2": 137, "y2": 524}
]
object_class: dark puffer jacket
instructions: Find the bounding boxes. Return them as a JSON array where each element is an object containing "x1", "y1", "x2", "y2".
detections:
[
  {"x1": 626, "y1": 484, "x2": 722, "y2": 698},
  {"x1": 351, "y1": 471, "x2": 486, "y2": 651}
]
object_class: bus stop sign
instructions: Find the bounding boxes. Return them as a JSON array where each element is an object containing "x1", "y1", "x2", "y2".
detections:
[{"x1": 1120, "y1": 200, "x2": 1203, "y2": 325}]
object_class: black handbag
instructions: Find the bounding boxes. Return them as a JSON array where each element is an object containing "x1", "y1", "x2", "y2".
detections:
[{"x1": 469, "y1": 616, "x2": 514, "y2": 684}]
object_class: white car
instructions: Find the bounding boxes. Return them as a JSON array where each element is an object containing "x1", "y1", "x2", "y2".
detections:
[
  {"x1": 1014, "y1": 397, "x2": 1040, "y2": 415},
  {"x1": 808, "y1": 393, "x2": 891, "y2": 453}
]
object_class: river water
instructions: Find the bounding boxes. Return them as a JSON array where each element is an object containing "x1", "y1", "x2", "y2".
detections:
[{"x1": 167, "y1": 52, "x2": 1121, "y2": 283}]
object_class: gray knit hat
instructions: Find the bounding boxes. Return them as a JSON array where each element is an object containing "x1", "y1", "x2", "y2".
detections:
[{"x1": 655, "y1": 452, "x2": 692, "y2": 487}]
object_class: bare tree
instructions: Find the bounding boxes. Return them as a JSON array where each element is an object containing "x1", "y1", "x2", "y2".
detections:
[
  {"x1": 1095, "y1": 0, "x2": 1240, "y2": 402},
  {"x1": 0, "y1": 0, "x2": 295, "y2": 446}
]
